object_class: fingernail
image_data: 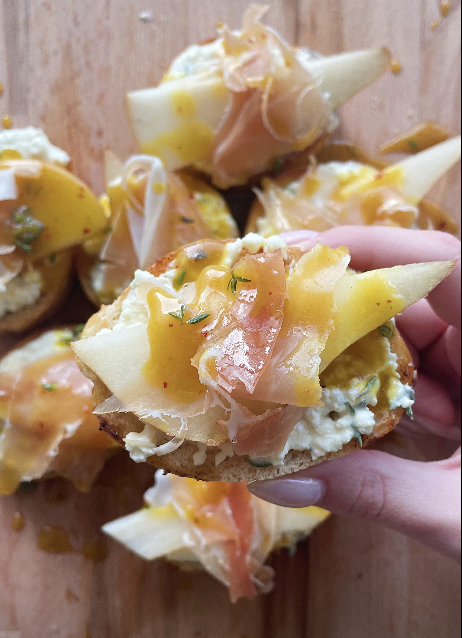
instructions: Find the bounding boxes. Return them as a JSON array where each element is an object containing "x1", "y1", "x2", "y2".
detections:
[
  {"x1": 279, "y1": 230, "x2": 319, "y2": 245},
  {"x1": 248, "y1": 477, "x2": 326, "y2": 508}
]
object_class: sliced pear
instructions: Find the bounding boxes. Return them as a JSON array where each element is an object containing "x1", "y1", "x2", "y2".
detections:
[
  {"x1": 127, "y1": 46, "x2": 391, "y2": 173},
  {"x1": 336, "y1": 136, "x2": 461, "y2": 204},
  {"x1": 393, "y1": 136, "x2": 461, "y2": 203},
  {"x1": 320, "y1": 260, "x2": 456, "y2": 371},
  {"x1": 126, "y1": 75, "x2": 232, "y2": 171},
  {"x1": 1, "y1": 159, "x2": 109, "y2": 260},
  {"x1": 104, "y1": 150, "x2": 124, "y2": 187},
  {"x1": 303, "y1": 48, "x2": 391, "y2": 109},
  {"x1": 102, "y1": 506, "x2": 189, "y2": 560}
]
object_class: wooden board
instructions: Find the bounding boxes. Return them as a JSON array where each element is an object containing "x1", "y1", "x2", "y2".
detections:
[{"x1": 0, "y1": 1, "x2": 461, "y2": 637}]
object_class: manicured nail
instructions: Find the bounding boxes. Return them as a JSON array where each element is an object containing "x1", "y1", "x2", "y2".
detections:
[
  {"x1": 279, "y1": 230, "x2": 319, "y2": 246},
  {"x1": 248, "y1": 477, "x2": 326, "y2": 508}
]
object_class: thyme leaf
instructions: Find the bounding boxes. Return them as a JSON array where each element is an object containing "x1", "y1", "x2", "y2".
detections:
[
  {"x1": 407, "y1": 139, "x2": 419, "y2": 151},
  {"x1": 228, "y1": 274, "x2": 252, "y2": 295},
  {"x1": 180, "y1": 216, "x2": 195, "y2": 224},
  {"x1": 168, "y1": 305, "x2": 185, "y2": 322},
  {"x1": 352, "y1": 425, "x2": 363, "y2": 447},
  {"x1": 176, "y1": 269, "x2": 187, "y2": 287},
  {"x1": 405, "y1": 405, "x2": 414, "y2": 420},
  {"x1": 11, "y1": 206, "x2": 44, "y2": 253},
  {"x1": 187, "y1": 313, "x2": 211, "y2": 325},
  {"x1": 363, "y1": 375, "x2": 378, "y2": 395}
]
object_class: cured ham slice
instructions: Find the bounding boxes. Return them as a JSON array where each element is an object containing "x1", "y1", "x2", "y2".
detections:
[
  {"x1": 248, "y1": 244, "x2": 350, "y2": 407},
  {"x1": 194, "y1": 250, "x2": 286, "y2": 395}
]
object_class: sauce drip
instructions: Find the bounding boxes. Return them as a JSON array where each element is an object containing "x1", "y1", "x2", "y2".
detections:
[
  {"x1": 379, "y1": 122, "x2": 449, "y2": 154},
  {"x1": 441, "y1": 0, "x2": 451, "y2": 17},
  {"x1": 38, "y1": 526, "x2": 74, "y2": 554},
  {"x1": 2, "y1": 114, "x2": 12, "y2": 129},
  {"x1": 81, "y1": 539, "x2": 109, "y2": 563},
  {"x1": 0, "y1": 81, "x2": 4, "y2": 96},
  {"x1": 391, "y1": 59, "x2": 402, "y2": 75},
  {"x1": 11, "y1": 512, "x2": 25, "y2": 532}
]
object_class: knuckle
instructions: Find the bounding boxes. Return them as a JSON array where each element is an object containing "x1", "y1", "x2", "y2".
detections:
[{"x1": 347, "y1": 469, "x2": 387, "y2": 521}]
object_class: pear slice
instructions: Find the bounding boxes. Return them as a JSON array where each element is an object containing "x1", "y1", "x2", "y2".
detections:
[
  {"x1": 1, "y1": 159, "x2": 109, "y2": 260},
  {"x1": 104, "y1": 149, "x2": 124, "y2": 187},
  {"x1": 127, "y1": 47, "x2": 391, "y2": 172},
  {"x1": 303, "y1": 48, "x2": 391, "y2": 109},
  {"x1": 102, "y1": 506, "x2": 189, "y2": 560},
  {"x1": 320, "y1": 260, "x2": 456, "y2": 371},
  {"x1": 126, "y1": 75, "x2": 232, "y2": 171},
  {"x1": 392, "y1": 136, "x2": 461, "y2": 203}
]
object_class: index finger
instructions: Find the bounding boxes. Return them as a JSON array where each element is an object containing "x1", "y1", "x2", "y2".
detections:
[{"x1": 282, "y1": 227, "x2": 461, "y2": 327}]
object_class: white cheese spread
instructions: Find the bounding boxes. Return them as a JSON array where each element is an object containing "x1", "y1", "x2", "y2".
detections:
[
  {"x1": 0, "y1": 268, "x2": 43, "y2": 319},
  {"x1": 0, "y1": 127, "x2": 70, "y2": 165}
]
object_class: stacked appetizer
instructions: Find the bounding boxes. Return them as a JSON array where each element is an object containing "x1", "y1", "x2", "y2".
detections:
[{"x1": 0, "y1": 5, "x2": 460, "y2": 602}]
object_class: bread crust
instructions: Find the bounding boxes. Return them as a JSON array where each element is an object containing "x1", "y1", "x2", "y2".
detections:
[
  {"x1": 0, "y1": 251, "x2": 73, "y2": 335},
  {"x1": 76, "y1": 241, "x2": 414, "y2": 482}
]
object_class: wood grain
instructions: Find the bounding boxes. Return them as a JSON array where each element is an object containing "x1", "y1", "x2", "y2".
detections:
[{"x1": 0, "y1": 1, "x2": 461, "y2": 637}]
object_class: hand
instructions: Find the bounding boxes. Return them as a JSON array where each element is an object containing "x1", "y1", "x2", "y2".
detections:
[{"x1": 248, "y1": 227, "x2": 461, "y2": 562}]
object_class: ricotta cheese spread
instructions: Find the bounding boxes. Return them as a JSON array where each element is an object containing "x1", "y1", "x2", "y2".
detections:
[
  {"x1": 0, "y1": 269, "x2": 43, "y2": 319},
  {"x1": 0, "y1": 127, "x2": 70, "y2": 165}
]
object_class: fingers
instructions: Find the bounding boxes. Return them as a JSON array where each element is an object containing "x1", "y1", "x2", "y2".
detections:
[
  {"x1": 396, "y1": 299, "x2": 447, "y2": 352},
  {"x1": 421, "y1": 327, "x2": 462, "y2": 399},
  {"x1": 411, "y1": 372, "x2": 460, "y2": 439},
  {"x1": 283, "y1": 227, "x2": 461, "y2": 327},
  {"x1": 248, "y1": 450, "x2": 461, "y2": 562}
]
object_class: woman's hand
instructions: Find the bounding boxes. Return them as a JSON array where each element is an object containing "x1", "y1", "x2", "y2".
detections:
[{"x1": 248, "y1": 227, "x2": 461, "y2": 562}]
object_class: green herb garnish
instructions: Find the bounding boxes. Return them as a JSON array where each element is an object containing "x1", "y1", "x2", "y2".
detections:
[
  {"x1": 407, "y1": 139, "x2": 419, "y2": 151},
  {"x1": 363, "y1": 375, "x2": 378, "y2": 394},
  {"x1": 352, "y1": 425, "x2": 363, "y2": 447},
  {"x1": 273, "y1": 157, "x2": 285, "y2": 175},
  {"x1": 11, "y1": 206, "x2": 44, "y2": 252},
  {"x1": 405, "y1": 405, "x2": 414, "y2": 420},
  {"x1": 379, "y1": 324, "x2": 394, "y2": 338},
  {"x1": 194, "y1": 251, "x2": 208, "y2": 261},
  {"x1": 42, "y1": 382, "x2": 58, "y2": 391},
  {"x1": 347, "y1": 403, "x2": 356, "y2": 415},
  {"x1": 180, "y1": 216, "x2": 195, "y2": 224},
  {"x1": 49, "y1": 253, "x2": 57, "y2": 264},
  {"x1": 228, "y1": 275, "x2": 252, "y2": 295},
  {"x1": 186, "y1": 313, "x2": 211, "y2": 325},
  {"x1": 168, "y1": 305, "x2": 186, "y2": 322},
  {"x1": 176, "y1": 269, "x2": 187, "y2": 287},
  {"x1": 247, "y1": 458, "x2": 273, "y2": 468},
  {"x1": 58, "y1": 324, "x2": 85, "y2": 346}
]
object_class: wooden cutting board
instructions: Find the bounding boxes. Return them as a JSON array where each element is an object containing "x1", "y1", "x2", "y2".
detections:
[{"x1": 0, "y1": 1, "x2": 461, "y2": 637}]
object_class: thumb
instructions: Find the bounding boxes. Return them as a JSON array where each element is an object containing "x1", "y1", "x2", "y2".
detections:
[{"x1": 248, "y1": 450, "x2": 461, "y2": 561}]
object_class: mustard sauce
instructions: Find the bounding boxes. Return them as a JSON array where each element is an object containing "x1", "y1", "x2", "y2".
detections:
[
  {"x1": 441, "y1": 0, "x2": 451, "y2": 17},
  {"x1": 2, "y1": 115, "x2": 12, "y2": 129},
  {"x1": 81, "y1": 539, "x2": 109, "y2": 563},
  {"x1": 144, "y1": 259, "x2": 235, "y2": 403},
  {"x1": 391, "y1": 59, "x2": 402, "y2": 75},
  {"x1": 321, "y1": 328, "x2": 400, "y2": 413},
  {"x1": 321, "y1": 272, "x2": 406, "y2": 369},
  {"x1": 0, "y1": 82, "x2": 4, "y2": 96},
  {"x1": 141, "y1": 121, "x2": 215, "y2": 165},
  {"x1": 0, "y1": 350, "x2": 104, "y2": 495},
  {"x1": 283, "y1": 245, "x2": 348, "y2": 406},
  {"x1": 11, "y1": 512, "x2": 25, "y2": 532},
  {"x1": 379, "y1": 122, "x2": 449, "y2": 154},
  {"x1": 38, "y1": 526, "x2": 74, "y2": 554}
]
